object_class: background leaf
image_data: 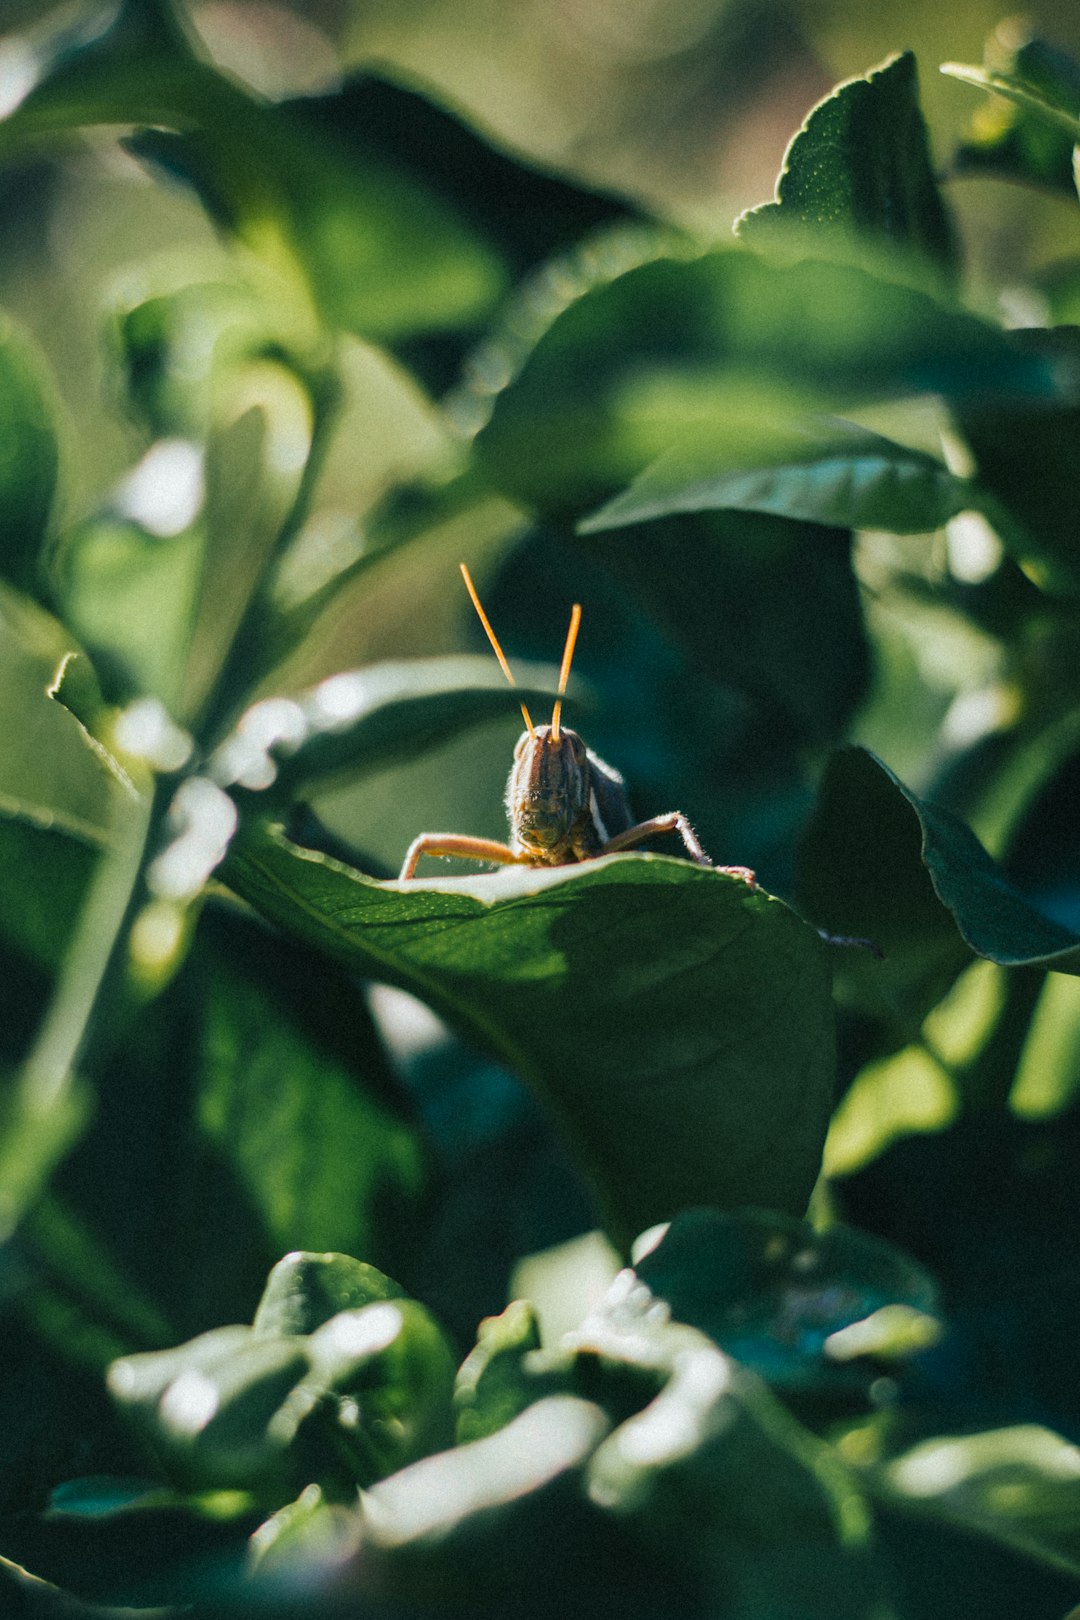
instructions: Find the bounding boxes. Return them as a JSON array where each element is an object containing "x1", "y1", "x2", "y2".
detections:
[{"x1": 737, "y1": 51, "x2": 958, "y2": 277}]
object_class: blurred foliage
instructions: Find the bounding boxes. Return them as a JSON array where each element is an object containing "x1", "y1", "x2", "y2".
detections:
[{"x1": 3, "y1": 1, "x2": 1080, "y2": 1616}]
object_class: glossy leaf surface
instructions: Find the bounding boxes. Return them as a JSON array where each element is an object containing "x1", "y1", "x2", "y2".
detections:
[{"x1": 225, "y1": 824, "x2": 837, "y2": 1250}]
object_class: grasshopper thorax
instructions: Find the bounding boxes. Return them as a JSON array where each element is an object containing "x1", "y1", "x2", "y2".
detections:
[{"x1": 506, "y1": 724, "x2": 591, "y2": 861}]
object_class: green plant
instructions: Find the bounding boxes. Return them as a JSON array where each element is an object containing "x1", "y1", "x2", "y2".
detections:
[{"x1": 3, "y1": 4, "x2": 1080, "y2": 1615}]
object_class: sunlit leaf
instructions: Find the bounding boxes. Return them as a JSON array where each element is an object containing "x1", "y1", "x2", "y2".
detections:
[
  {"x1": 473, "y1": 246, "x2": 1054, "y2": 516},
  {"x1": 213, "y1": 656, "x2": 560, "y2": 799},
  {"x1": 738, "y1": 52, "x2": 958, "y2": 277},
  {"x1": 874, "y1": 1424, "x2": 1080, "y2": 1578},
  {"x1": 581, "y1": 422, "x2": 978, "y2": 537},
  {"x1": 946, "y1": 28, "x2": 1080, "y2": 195},
  {"x1": 224, "y1": 823, "x2": 836, "y2": 1251}
]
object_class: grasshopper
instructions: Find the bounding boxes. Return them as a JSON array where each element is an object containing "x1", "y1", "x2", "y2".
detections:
[{"x1": 399, "y1": 564, "x2": 756, "y2": 885}]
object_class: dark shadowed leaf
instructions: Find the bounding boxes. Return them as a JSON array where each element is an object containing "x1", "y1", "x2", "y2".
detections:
[
  {"x1": 223, "y1": 823, "x2": 836, "y2": 1251},
  {"x1": 737, "y1": 52, "x2": 958, "y2": 277},
  {"x1": 0, "y1": 315, "x2": 59, "y2": 601},
  {"x1": 798, "y1": 749, "x2": 1080, "y2": 991}
]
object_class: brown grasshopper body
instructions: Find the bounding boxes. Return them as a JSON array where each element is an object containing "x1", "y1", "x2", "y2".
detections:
[{"x1": 399, "y1": 566, "x2": 755, "y2": 885}]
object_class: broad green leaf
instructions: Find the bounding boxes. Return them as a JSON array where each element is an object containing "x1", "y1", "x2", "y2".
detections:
[
  {"x1": 212, "y1": 656, "x2": 560, "y2": 799},
  {"x1": 737, "y1": 52, "x2": 958, "y2": 278},
  {"x1": 473, "y1": 246, "x2": 1054, "y2": 517},
  {"x1": 0, "y1": 314, "x2": 59, "y2": 601},
  {"x1": 946, "y1": 29, "x2": 1080, "y2": 196},
  {"x1": 632, "y1": 1208, "x2": 939, "y2": 1392},
  {"x1": 223, "y1": 822, "x2": 836, "y2": 1251},
  {"x1": 253, "y1": 1251, "x2": 406, "y2": 1340},
  {"x1": 58, "y1": 386, "x2": 312, "y2": 722},
  {"x1": 581, "y1": 421, "x2": 977, "y2": 537},
  {"x1": 798, "y1": 750, "x2": 1080, "y2": 998},
  {"x1": 584, "y1": 510, "x2": 868, "y2": 746}
]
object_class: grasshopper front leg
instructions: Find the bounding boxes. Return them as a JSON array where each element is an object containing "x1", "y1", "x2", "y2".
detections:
[
  {"x1": 600, "y1": 813, "x2": 756, "y2": 885},
  {"x1": 399, "y1": 833, "x2": 526, "y2": 880}
]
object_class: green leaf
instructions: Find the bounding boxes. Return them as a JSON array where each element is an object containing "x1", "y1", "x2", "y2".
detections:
[
  {"x1": 223, "y1": 822, "x2": 837, "y2": 1251},
  {"x1": 108, "y1": 1290, "x2": 456, "y2": 1497},
  {"x1": 580, "y1": 422, "x2": 979, "y2": 537},
  {"x1": 797, "y1": 749, "x2": 1080, "y2": 1000},
  {"x1": 586, "y1": 509, "x2": 869, "y2": 746},
  {"x1": 951, "y1": 340, "x2": 1080, "y2": 597},
  {"x1": 871, "y1": 1424, "x2": 1080, "y2": 1579},
  {"x1": 473, "y1": 246, "x2": 1054, "y2": 517},
  {"x1": 45, "y1": 900, "x2": 426, "y2": 1341},
  {"x1": 253, "y1": 1251, "x2": 406, "y2": 1340},
  {"x1": 212, "y1": 656, "x2": 560, "y2": 799},
  {"x1": 737, "y1": 52, "x2": 958, "y2": 278},
  {"x1": 0, "y1": 1476, "x2": 257, "y2": 1608},
  {"x1": 943, "y1": 49, "x2": 1080, "y2": 146},
  {"x1": 454, "y1": 1299, "x2": 546, "y2": 1443},
  {"x1": 632, "y1": 1207, "x2": 939, "y2": 1392},
  {"x1": 946, "y1": 29, "x2": 1080, "y2": 196},
  {"x1": 567, "y1": 1268, "x2": 888, "y2": 1619},
  {"x1": 0, "y1": 314, "x2": 59, "y2": 601},
  {"x1": 0, "y1": 4, "x2": 504, "y2": 353}
]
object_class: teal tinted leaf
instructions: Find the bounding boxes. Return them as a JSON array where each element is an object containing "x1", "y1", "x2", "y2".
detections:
[
  {"x1": 947, "y1": 30, "x2": 1080, "y2": 195},
  {"x1": 213, "y1": 657, "x2": 559, "y2": 798},
  {"x1": 253, "y1": 1251, "x2": 406, "y2": 1339},
  {"x1": 737, "y1": 53, "x2": 957, "y2": 278},
  {"x1": 0, "y1": 314, "x2": 59, "y2": 600},
  {"x1": 455, "y1": 1299, "x2": 547, "y2": 1443},
  {"x1": 875, "y1": 1425, "x2": 1080, "y2": 1578},
  {"x1": 224, "y1": 823, "x2": 836, "y2": 1251},
  {"x1": 798, "y1": 749, "x2": 1080, "y2": 985},
  {"x1": 633, "y1": 1208, "x2": 939, "y2": 1391},
  {"x1": 581, "y1": 423, "x2": 978, "y2": 537},
  {"x1": 473, "y1": 247, "x2": 1053, "y2": 517},
  {"x1": 0, "y1": 1476, "x2": 256, "y2": 1608}
]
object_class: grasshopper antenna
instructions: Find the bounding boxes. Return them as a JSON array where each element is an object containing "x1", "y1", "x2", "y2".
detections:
[
  {"x1": 551, "y1": 602, "x2": 581, "y2": 742},
  {"x1": 459, "y1": 562, "x2": 535, "y2": 737}
]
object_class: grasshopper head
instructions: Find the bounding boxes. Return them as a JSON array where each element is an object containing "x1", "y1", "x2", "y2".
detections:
[{"x1": 507, "y1": 724, "x2": 590, "y2": 858}]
